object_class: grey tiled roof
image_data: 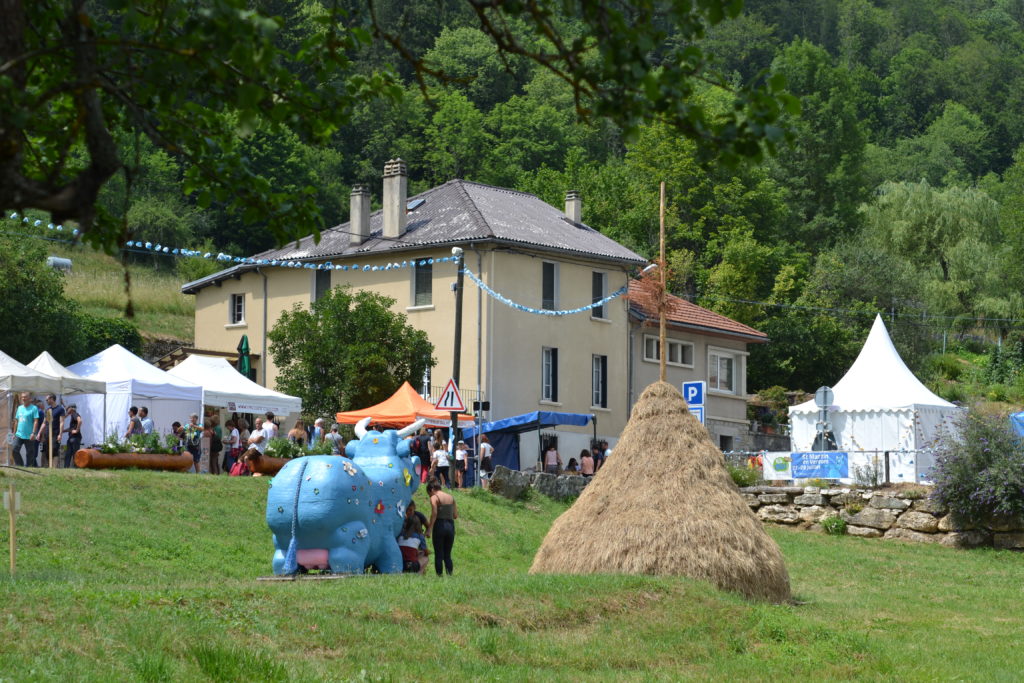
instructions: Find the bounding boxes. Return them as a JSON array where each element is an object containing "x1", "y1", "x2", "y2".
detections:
[{"x1": 183, "y1": 180, "x2": 645, "y2": 293}]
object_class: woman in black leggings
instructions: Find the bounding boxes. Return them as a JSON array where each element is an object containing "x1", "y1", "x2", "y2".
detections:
[{"x1": 427, "y1": 479, "x2": 458, "y2": 576}]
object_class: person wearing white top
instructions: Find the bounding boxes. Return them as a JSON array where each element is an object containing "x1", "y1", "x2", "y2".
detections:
[
  {"x1": 430, "y1": 431, "x2": 451, "y2": 489},
  {"x1": 453, "y1": 440, "x2": 469, "y2": 488},
  {"x1": 478, "y1": 434, "x2": 494, "y2": 488}
]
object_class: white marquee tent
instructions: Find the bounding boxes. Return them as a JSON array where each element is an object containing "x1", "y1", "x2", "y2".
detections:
[
  {"x1": 68, "y1": 344, "x2": 203, "y2": 445},
  {"x1": 28, "y1": 351, "x2": 108, "y2": 395},
  {"x1": 1, "y1": 349, "x2": 65, "y2": 395},
  {"x1": 788, "y1": 314, "x2": 963, "y2": 481},
  {"x1": 167, "y1": 354, "x2": 302, "y2": 416}
]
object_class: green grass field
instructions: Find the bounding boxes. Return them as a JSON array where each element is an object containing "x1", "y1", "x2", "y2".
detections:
[
  {"x1": 48, "y1": 244, "x2": 195, "y2": 342},
  {"x1": 1, "y1": 468, "x2": 1023, "y2": 681}
]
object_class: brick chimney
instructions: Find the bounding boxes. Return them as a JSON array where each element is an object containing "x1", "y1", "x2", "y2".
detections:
[
  {"x1": 382, "y1": 158, "x2": 408, "y2": 239},
  {"x1": 349, "y1": 184, "x2": 371, "y2": 246},
  {"x1": 565, "y1": 190, "x2": 581, "y2": 223}
]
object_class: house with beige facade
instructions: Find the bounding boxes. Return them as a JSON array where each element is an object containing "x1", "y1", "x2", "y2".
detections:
[
  {"x1": 627, "y1": 278, "x2": 767, "y2": 452},
  {"x1": 182, "y1": 160, "x2": 768, "y2": 466}
]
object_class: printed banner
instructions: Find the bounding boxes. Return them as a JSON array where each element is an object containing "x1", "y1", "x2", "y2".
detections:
[{"x1": 791, "y1": 451, "x2": 849, "y2": 479}]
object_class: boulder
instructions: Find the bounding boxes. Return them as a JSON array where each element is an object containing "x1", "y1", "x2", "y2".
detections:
[
  {"x1": 758, "y1": 493, "x2": 791, "y2": 504},
  {"x1": 847, "y1": 525, "x2": 882, "y2": 538},
  {"x1": 895, "y1": 511, "x2": 940, "y2": 533},
  {"x1": 794, "y1": 493, "x2": 826, "y2": 506},
  {"x1": 821, "y1": 488, "x2": 848, "y2": 497},
  {"x1": 531, "y1": 472, "x2": 589, "y2": 502},
  {"x1": 937, "y1": 514, "x2": 976, "y2": 532},
  {"x1": 939, "y1": 530, "x2": 991, "y2": 549},
  {"x1": 742, "y1": 493, "x2": 760, "y2": 508},
  {"x1": 912, "y1": 498, "x2": 947, "y2": 515},
  {"x1": 993, "y1": 532, "x2": 1024, "y2": 550},
  {"x1": 802, "y1": 486, "x2": 821, "y2": 494},
  {"x1": 488, "y1": 466, "x2": 532, "y2": 500},
  {"x1": 758, "y1": 504, "x2": 800, "y2": 524},
  {"x1": 848, "y1": 507, "x2": 899, "y2": 530},
  {"x1": 884, "y1": 528, "x2": 938, "y2": 544},
  {"x1": 869, "y1": 496, "x2": 911, "y2": 510},
  {"x1": 798, "y1": 505, "x2": 828, "y2": 524},
  {"x1": 987, "y1": 515, "x2": 1024, "y2": 533}
]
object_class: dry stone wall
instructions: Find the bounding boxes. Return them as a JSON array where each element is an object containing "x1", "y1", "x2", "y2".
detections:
[{"x1": 741, "y1": 485, "x2": 1024, "y2": 549}]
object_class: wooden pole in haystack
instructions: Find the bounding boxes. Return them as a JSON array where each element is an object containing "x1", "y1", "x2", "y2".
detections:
[{"x1": 659, "y1": 181, "x2": 667, "y2": 383}]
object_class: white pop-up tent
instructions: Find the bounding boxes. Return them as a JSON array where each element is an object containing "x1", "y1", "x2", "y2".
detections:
[
  {"x1": 68, "y1": 344, "x2": 203, "y2": 445},
  {"x1": 788, "y1": 315, "x2": 963, "y2": 481},
  {"x1": 166, "y1": 354, "x2": 302, "y2": 416},
  {"x1": 28, "y1": 351, "x2": 108, "y2": 395},
  {"x1": 2, "y1": 350, "x2": 66, "y2": 465}
]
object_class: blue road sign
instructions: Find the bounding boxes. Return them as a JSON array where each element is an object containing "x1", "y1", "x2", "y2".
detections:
[
  {"x1": 682, "y1": 381, "x2": 705, "y2": 407},
  {"x1": 688, "y1": 405, "x2": 705, "y2": 425}
]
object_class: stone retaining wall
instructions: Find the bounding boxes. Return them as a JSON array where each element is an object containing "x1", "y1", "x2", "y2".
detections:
[
  {"x1": 741, "y1": 485, "x2": 1024, "y2": 549},
  {"x1": 487, "y1": 468, "x2": 1021, "y2": 550}
]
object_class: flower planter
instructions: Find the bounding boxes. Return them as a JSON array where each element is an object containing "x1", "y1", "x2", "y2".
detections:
[
  {"x1": 74, "y1": 448, "x2": 193, "y2": 472},
  {"x1": 246, "y1": 452, "x2": 289, "y2": 476}
]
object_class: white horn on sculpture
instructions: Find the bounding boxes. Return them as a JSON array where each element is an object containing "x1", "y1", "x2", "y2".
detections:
[
  {"x1": 396, "y1": 419, "x2": 426, "y2": 439},
  {"x1": 355, "y1": 417, "x2": 372, "y2": 440}
]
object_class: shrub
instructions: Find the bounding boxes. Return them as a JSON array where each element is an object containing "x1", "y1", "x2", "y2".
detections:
[
  {"x1": 727, "y1": 464, "x2": 759, "y2": 488},
  {"x1": 78, "y1": 312, "x2": 143, "y2": 356},
  {"x1": 931, "y1": 411, "x2": 1024, "y2": 525},
  {"x1": 264, "y1": 437, "x2": 304, "y2": 459},
  {"x1": 927, "y1": 353, "x2": 964, "y2": 382},
  {"x1": 820, "y1": 514, "x2": 847, "y2": 535}
]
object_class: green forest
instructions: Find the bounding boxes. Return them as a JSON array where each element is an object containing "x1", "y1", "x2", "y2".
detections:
[{"x1": 9, "y1": 0, "x2": 1024, "y2": 401}]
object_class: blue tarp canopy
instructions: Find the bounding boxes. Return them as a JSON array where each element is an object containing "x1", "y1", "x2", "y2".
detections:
[
  {"x1": 462, "y1": 411, "x2": 593, "y2": 439},
  {"x1": 462, "y1": 411, "x2": 595, "y2": 475},
  {"x1": 1011, "y1": 412, "x2": 1024, "y2": 437}
]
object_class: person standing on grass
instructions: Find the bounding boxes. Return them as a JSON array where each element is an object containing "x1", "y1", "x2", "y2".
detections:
[
  {"x1": 478, "y1": 434, "x2": 494, "y2": 489},
  {"x1": 35, "y1": 393, "x2": 64, "y2": 468},
  {"x1": 10, "y1": 392, "x2": 39, "y2": 467},
  {"x1": 183, "y1": 413, "x2": 203, "y2": 472},
  {"x1": 453, "y1": 440, "x2": 468, "y2": 488},
  {"x1": 62, "y1": 404, "x2": 83, "y2": 468},
  {"x1": 426, "y1": 478, "x2": 457, "y2": 576},
  {"x1": 430, "y1": 433, "x2": 451, "y2": 489},
  {"x1": 139, "y1": 406, "x2": 154, "y2": 435},
  {"x1": 123, "y1": 406, "x2": 143, "y2": 441}
]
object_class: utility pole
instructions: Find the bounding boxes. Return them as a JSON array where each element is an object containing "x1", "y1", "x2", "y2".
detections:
[{"x1": 451, "y1": 247, "x2": 465, "y2": 445}]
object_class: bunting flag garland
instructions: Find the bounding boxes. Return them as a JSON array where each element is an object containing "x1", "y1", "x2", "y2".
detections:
[
  {"x1": 6, "y1": 212, "x2": 629, "y2": 317},
  {"x1": 462, "y1": 265, "x2": 627, "y2": 316}
]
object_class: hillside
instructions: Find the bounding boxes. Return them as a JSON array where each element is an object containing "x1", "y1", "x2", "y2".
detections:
[
  {"x1": 2, "y1": 468, "x2": 1024, "y2": 679},
  {"x1": 49, "y1": 243, "x2": 194, "y2": 344}
]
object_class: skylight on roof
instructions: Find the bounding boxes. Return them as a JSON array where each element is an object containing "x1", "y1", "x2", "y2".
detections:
[{"x1": 407, "y1": 198, "x2": 425, "y2": 211}]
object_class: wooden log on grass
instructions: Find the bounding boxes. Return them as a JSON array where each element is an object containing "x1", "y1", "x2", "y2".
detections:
[
  {"x1": 74, "y1": 449, "x2": 194, "y2": 471},
  {"x1": 245, "y1": 451, "x2": 288, "y2": 476}
]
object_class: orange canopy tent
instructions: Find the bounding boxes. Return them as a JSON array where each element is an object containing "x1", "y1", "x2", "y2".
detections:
[{"x1": 335, "y1": 381, "x2": 475, "y2": 428}]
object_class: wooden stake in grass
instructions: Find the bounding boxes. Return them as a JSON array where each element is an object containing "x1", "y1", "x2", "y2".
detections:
[{"x1": 4, "y1": 483, "x2": 18, "y2": 576}]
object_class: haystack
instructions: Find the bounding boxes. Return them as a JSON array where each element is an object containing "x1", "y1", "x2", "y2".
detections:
[{"x1": 530, "y1": 381, "x2": 791, "y2": 603}]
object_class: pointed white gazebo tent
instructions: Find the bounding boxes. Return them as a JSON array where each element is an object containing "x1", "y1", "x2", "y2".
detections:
[
  {"x1": 28, "y1": 351, "x2": 108, "y2": 395},
  {"x1": 789, "y1": 315, "x2": 962, "y2": 481},
  {"x1": 2, "y1": 350, "x2": 66, "y2": 465},
  {"x1": 69, "y1": 344, "x2": 203, "y2": 445},
  {"x1": 167, "y1": 354, "x2": 302, "y2": 417}
]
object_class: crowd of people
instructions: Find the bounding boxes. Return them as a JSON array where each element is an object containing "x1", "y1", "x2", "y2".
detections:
[
  {"x1": 9, "y1": 392, "x2": 83, "y2": 468},
  {"x1": 544, "y1": 440, "x2": 611, "y2": 477}
]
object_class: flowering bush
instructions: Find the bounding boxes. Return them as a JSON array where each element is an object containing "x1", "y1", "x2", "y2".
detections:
[
  {"x1": 931, "y1": 411, "x2": 1024, "y2": 525},
  {"x1": 97, "y1": 432, "x2": 181, "y2": 455},
  {"x1": 264, "y1": 437, "x2": 304, "y2": 459}
]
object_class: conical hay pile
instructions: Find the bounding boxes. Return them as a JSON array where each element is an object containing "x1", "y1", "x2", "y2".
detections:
[{"x1": 530, "y1": 381, "x2": 791, "y2": 603}]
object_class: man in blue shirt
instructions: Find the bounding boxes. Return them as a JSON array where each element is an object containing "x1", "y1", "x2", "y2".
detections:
[
  {"x1": 139, "y1": 406, "x2": 154, "y2": 435},
  {"x1": 10, "y1": 392, "x2": 39, "y2": 467}
]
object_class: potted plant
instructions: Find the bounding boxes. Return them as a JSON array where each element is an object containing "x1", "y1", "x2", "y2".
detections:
[{"x1": 75, "y1": 433, "x2": 193, "y2": 471}]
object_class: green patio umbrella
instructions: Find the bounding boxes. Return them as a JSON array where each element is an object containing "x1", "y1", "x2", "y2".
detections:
[{"x1": 237, "y1": 335, "x2": 254, "y2": 381}]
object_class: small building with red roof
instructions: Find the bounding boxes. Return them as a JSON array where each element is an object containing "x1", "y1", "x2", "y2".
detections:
[{"x1": 628, "y1": 278, "x2": 768, "y2": 452}]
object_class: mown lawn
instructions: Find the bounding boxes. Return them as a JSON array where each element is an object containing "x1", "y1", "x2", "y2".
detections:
[{"x1": 0, "y1": 468, "x2": 1022, "y2": 681}]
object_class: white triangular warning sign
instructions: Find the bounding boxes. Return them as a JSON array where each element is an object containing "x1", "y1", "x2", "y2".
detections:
[{"x1": 435, "y1": 378, "x2": 466, "y2": 412}]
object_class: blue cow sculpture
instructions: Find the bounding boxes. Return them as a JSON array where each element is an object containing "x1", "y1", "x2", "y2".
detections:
[{"x1": 266, "y1": 418, "x2": 424, "y2": 575}]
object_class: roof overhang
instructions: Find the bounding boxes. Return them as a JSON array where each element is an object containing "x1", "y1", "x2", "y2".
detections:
[{"x1": 629, "y1": 309, "x2": 769, "y2": 344}]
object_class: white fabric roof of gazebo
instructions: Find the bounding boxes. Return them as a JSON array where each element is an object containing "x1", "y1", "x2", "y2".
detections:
[
  {"x1": 28, "y1": 351, "x2": 107, "y2": 395},
  {"x1": 0, "y1": 349, "x2": 64, "y2": 394},
  {"x1": 167, "y1": 354, "x2": 302, "y2": 415}
]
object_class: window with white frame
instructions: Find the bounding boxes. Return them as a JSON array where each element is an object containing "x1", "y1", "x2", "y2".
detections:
[
  {"x1": 541, "y1": 347, "x2": 558, "y2": 401},
  {"x1": 229, "y1": 293, "x2": 245, "y2": 324},
  {"x1": 591, "y1": 271, "x2": 607, "y2": 319},
  {"x1": 708, "y1": 349, "x2": 737, "y2": 393},
  {"x1": 642, "y1": 335, "x2": 693, "y2": 366},
  {"x1": 412, "y1": 260, "x2": 432, "y2": 306},
  {"x1": 542, "y1": 261, "x2": 558, "y2": 310},
  {"x1": 592, "y1": 354, "x2": 608, "y2": 408}
]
